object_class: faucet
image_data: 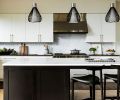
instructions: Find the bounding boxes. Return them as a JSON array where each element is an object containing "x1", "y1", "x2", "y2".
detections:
[{"x1": 44, "y1": 44, "x2": 49, "y2": 54}]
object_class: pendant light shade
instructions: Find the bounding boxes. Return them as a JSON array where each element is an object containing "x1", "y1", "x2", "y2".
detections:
[
  {"x1": 67, "y1": 3, "x2": 80, "y2": 23},
  {"x1": 105, "y1": 3, "x2": 119, "y2": 23},
  {"x1": 28, "y1": 3, "x2": 42, "y2": 23}
]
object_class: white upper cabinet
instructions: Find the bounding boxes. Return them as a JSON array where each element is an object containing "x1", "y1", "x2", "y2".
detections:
[
  {"x1": 0, "y1": 13, "x2": 53, "y2": 43},
  {"x1": 85, "y1": 14, "x2": 101, "y2": 42},
  {"x1": 40, "y1": 14, "x2": 53, "y2": 42},
  {"x1": 0, "y1": 14, "x2": 12, "y2": 42},
  {"x1": 101, "y1": 14, "x2": 116, "y2": 42},
  {"x1": 85, "y1": 14, "x2": 116, "y2": 43},
  {"x1": 25, "y1": 14, "x2": 41, "y2": 42},
  {"x1": 26, "y1": 14, "x2": 53, "y2": 42},
  {"x1": 11, "y1": 14, "x2": 26, "y2": 42}
]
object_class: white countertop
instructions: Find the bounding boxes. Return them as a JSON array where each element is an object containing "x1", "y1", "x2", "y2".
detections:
[{"x1": 3, "y1": 57, "x2": 120, "y2": 66}]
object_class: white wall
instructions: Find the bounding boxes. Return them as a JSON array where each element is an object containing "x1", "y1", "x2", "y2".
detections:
[
  {"x1": 0, "y1": 0, "x2": 116, "y2": 13},
  {"x1": 0, "y1": 0, "x2": 117, "y2": 55},
  {"x1": 116, "y1": 1, "x2": 120, "y2": 54},
  {"x1": 0, "y1": 34, "x2": 115, "y2": 55}
]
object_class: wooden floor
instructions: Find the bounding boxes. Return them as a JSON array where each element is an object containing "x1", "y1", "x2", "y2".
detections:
[
  {"x1": 0, "y1": 89, "x2": 117, "y2": 100},
  {"x1": 70, "y1": 90, "x2": 117, "y2": 100},
  {"x1": 0, "y1": 90, "x2": 3, "y2": 100}
]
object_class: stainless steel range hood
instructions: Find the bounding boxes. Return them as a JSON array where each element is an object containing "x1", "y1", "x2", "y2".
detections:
[{"x1": 54, "y1": 13, "x2": 88, "y2": 33}]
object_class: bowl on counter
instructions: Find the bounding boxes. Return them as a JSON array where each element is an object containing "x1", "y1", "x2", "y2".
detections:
[
  {"x1": 106, "y1": 52, "x2": 115, "y2": 55},
  {"x1": 106, "y1": 49, "x2": 115, "y2": 55}
]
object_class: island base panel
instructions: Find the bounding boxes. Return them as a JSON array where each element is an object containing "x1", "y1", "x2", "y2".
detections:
[{"x1": 4, "y1": 66, "x2": 70, "y2": 100}]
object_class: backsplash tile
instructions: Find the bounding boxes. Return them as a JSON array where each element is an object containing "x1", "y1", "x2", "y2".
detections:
[{"x1": 0, "y1": 34, "x2": 116, "y2": 55}]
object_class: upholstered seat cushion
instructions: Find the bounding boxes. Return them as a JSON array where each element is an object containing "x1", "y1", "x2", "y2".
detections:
[{"x1": 72, "y1": 74, "x2": 100, "y2": 85}]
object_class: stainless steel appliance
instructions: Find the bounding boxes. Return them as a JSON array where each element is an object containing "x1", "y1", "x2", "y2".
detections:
[
  {"x1": 54, "y1": 13, "x2": 88, "y2": 33},
  {"x1": 85, "y1": 58, "x2": 115, "y2": 62},
  {"x1": 70, "y1": 49, "x2": 81, "y2": 55},
  {"x1": 53, "y1": 53, "x2": 88, "y2": 58}
]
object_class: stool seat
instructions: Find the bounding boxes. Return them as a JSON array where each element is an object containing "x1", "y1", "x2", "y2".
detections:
[
  {"x1": 105, "y1": 74, "x2": 117, "y2": 82},
  {"x1": 104, "y1": 73, "x2": 120, "y2": 100},
  {"x1": 72, "y1": 74, "x2": 100, "y2": 85},
  {"x1": 72, "y1": 70, "x2": 103, "y2": 100}
]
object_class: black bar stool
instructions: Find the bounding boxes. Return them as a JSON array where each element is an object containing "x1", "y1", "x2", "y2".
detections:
[
  {"x1": 71, "y1": 68, "x2": 103, "y2": 100},
  {"x1": 104, "y1": 70, "x2": 120, "y2": 100}
]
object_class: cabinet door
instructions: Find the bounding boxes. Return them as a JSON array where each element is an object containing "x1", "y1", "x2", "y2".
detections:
[
  {"x1": 0, "y1": 14, "x2": 12, "y2": 42},
  {"x1": 85, "y1": 14, "x2": 101, "y2": 42},
  {"x1": 11, "y1": 14, "x2": 26, "y2": 42},
  {"x1": 8, "y1": 69, "x2": 34, "y2": 100},
  {"x1": 26, "y1": 14, "x2": 41, "y2": 42},
  {"x1": 40, "y1": 14, "x2": 53, "y2": 42},
  {"x1": 36, "y1": 68, "x2": 70, "y2": 100},
  {"x1": 101, "y1": 14, "x2": 116, "y2": 42}
]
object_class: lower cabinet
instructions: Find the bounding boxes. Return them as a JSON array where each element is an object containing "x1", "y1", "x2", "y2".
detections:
[
  {"x1": 5, "y1": 69, "x2": 34, "y2": 100},
  {"x1": 4, "y1": 67, "x2": 70, "y2": 100}
]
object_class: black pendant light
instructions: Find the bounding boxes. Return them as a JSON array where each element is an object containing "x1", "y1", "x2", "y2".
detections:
[
  {"x1": 28, "y1": 3, "x2": 42, "y2": 23},
  {"x1": 67, "y1": 3, "x2": 80, "y2": 23},
  {"x1": 105, "y1": 3, "x2": 119, "y2": 23}
]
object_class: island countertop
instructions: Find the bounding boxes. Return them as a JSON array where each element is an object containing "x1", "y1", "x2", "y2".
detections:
[
  {"x1": 3, "y1": 57, "x2": 120, "y2": 67},
  {"x1": 3, "y1": 57, "x2": 120, "y2": 100}
]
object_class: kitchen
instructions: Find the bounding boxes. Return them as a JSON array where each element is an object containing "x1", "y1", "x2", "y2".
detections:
[{"x1": 0, "y1": 0, "x2": 120, "y2": 100}]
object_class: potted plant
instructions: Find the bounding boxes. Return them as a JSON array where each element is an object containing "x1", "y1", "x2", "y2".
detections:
[{"x1": 89, "y1": 47, "x2": 97, "y2": 55}]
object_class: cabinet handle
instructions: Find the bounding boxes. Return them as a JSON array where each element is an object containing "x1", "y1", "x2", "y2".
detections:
[
  {"x1": 10, "y1": 34, "x2": 12, "y2": 42},
  {"x1": 39, "y1": 34, "x2": 41, "y2": 42},
  {"x1": 38, "y1": 34, "x2": 39, "y2": 42},
  {"x1": 10, "y1": 34, "x2": 11, "y2": 42},
  {"x1": 38, "y1": 34, "x2": 41, "y2": 42},
  {"x1": 100, "y1": 34, "x2": 103, "y2": 42},
  {"x1": 11, "y1": 34, "x2": 14, "y2": 42}
]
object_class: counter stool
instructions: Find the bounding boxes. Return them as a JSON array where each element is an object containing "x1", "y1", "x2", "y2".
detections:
[
  {"x1": 71, "y1": 69, "x2": 103, "y2": 100},
  {"x1": 104, "y1": 74, "x2": 120, "y2": 100}
]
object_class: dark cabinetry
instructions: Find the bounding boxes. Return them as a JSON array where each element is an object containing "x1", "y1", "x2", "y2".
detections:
[{"x1": 4, "y1": 67, "x2": 70, "y2": 100}]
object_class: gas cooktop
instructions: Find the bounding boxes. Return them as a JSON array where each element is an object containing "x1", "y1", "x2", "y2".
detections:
[{"x1": 53, "y1": 53, "x2": 88, "y2": 58}]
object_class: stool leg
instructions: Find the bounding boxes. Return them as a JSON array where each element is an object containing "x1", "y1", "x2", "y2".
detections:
[
  {"x1": 104, "y1": 75, "x2": 106, "y2": 100},
  {"x1": 72, "y1": 80, "x2": 75, "y2": 100},
  {"x1": 100, "y1": 70, "x2": 103, "y2": 100},
  {"x1": 90, "y1": 86, "x2": 92, "y2": 99},
  {"x1": 117, "y1": 69, "x2": 120, "y2": 100},
  {"x1": 92, "y1": 70, "x2": 95, "y2": 100}
]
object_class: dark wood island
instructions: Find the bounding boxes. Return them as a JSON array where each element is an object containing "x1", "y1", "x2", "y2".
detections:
[
  {"x1": 4, "y1": 66, "x2": 70, "y2": 100},
  {"x1": 3, "y1": 57, "x2": 120, "y2": 100}
]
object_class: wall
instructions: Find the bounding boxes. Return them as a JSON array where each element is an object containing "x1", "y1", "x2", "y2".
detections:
[
  {"x1": 0, "y1": 0, "x2": 117, "y2": 55},
  {"x1": 116, "y1": 1, "x2": 120, "y2": 54},
  {"x1": 0, "y1": 34, "x2": 115, "y2": 55},
  {"x1": 0, "y1": 0, "x2": 115, "y2": 13},
  {"x1": 0, "y1": 34, "x2": 90, "y2": 54}
]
